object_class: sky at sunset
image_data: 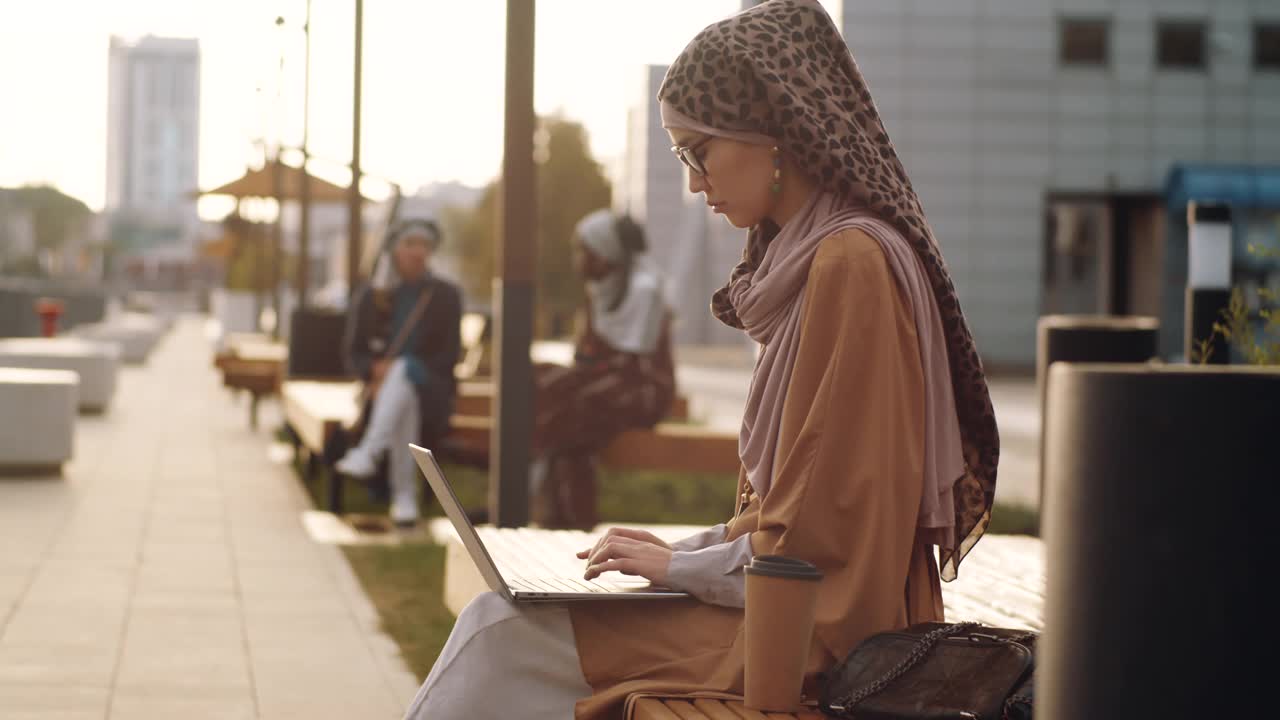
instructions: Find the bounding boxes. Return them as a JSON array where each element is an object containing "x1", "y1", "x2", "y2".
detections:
[{"x1": 0, "y1": 0, "x2": 841, "y2": 217}]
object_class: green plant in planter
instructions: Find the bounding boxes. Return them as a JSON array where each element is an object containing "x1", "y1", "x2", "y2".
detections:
[{"x1": 1194, "y1": 242, "x2": 1280, "y2": 366}]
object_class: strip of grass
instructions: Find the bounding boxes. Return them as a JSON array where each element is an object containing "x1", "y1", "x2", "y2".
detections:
[{"x1": 342, "y1": 542, "x2": 453, "y2": 680}]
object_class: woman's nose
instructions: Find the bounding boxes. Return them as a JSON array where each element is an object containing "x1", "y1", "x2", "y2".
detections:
[{"x1": 687, "y1": 169, "x2": 707, "y2": 194}]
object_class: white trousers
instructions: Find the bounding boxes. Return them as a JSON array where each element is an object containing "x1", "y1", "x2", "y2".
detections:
[
  {"x1": 403, "y1": 592, "x2": 591, "y2": 720},
  {"x1": 356, "y1": 357, "x2": 421, "y2": 517}
]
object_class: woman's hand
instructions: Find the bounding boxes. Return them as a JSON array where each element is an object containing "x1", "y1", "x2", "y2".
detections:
[
  {"x1": 577, "y1": 528, "x2": 673, "y2": 584},
  {"x1": 577, "y1": 527, "x2": 671, "y2": 561}
]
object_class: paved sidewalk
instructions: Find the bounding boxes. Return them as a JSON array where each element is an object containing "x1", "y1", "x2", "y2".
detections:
[{"x1": 0, "y1": 317, "x2": 418, "y2": 719}]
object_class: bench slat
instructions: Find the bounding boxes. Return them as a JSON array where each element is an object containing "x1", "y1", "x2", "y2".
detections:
[
  {"x1": 283, "y1": 380, "x2": 362, "y2": 453},
  {"x1": 632, "y1": 699, "x2": 684, "y2": 720},
  {"x1": 453, "y1": 381, "x2": 690, "y2": 422}
]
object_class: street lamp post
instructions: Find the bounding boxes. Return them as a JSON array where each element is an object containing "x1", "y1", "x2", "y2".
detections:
[
  {"x1": 298, "y1": 0, "x2": 312, "y2": 309},
  {"x1": 491, "y1": 0, "x2": 537, "y2": 527},
  {"x1": 347, "y1": 0, "x2": 364, "y2": 297},
  {"x1": 270, "y1": 15, "x2": 286, "y2": 339}
]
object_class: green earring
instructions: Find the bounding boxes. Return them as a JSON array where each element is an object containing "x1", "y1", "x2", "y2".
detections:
[{"x1": 770, "y1": 146, "x2": 782, "y2": 194}]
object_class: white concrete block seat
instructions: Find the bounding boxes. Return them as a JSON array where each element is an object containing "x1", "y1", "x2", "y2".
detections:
[
  {"x1": 0, "y1": 367, "x2": 78, "y2": 474},
  {"x1": 73, "y1": 312, "x2": 166, "y2": 364},
  {"x1": 0, "y1": 337, "x2": 120, "y2": 412}
]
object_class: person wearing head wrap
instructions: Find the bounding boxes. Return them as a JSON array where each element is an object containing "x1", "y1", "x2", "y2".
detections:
[
  {"x1": 529, "y1": 209, "x2": 675, "y2": 529},
  {"x1": 402, "y1": 2, "x2": 999, "y2": 718},
  {"x1": 337, "y1": 218, "x2": 463, "y2": 527}
]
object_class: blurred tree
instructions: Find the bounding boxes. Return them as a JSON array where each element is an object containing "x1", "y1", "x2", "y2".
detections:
[
  {"x1": 445, "y1": 183, "x2": 499, "y2": 301},
  {"x1": 444, "y1": 114, "x2": 612, "y2": 337},
  {"x1": 220, "y1": 215, "x2": 295, "y2": 292},
  {"x1": 0, "y1": 185, "x2": 93, "y2": 276},
  {"x1": 6, "y1": 185, "x2": 92, "y2": 251}
]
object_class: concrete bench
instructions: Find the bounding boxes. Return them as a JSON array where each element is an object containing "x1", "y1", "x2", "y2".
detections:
[
  {"x1": 0, "y1": 337, "x2": 120, "y2": 413},
  {"x1": 0, "y1": 367, "x2": 78, "y2": 474},
  {"x1": 73, "y1": 312, "x2": 165, "y2": 364}
]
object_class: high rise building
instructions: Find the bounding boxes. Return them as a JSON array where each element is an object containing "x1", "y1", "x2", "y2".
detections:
[{"x1": 106, "y1": 35, "x2": 200, "y2": 220}]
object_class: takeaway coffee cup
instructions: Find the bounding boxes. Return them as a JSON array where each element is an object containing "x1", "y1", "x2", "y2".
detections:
[{"x1": 744, "y1": 555, "x2": 823, "y2": 712}]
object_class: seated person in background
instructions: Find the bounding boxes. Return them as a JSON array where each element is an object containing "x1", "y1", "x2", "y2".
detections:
[
  {"x1": 337, "y1": 218, "x2": 462, "y2": 527},
  {"x1": 531, "y1": 210, "x2": 676, "y2": 529}
]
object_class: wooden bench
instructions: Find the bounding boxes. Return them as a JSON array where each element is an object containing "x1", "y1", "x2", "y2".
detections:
[
  {"x1": 219, "y1": 338, "x2": 288, "y2": 428},
  {"x1": 453, "y1": 380, "x2": 690, "y2": 422},
  {"x1": 621, "y1": 535, "x2": 1047, "y2": 718},
  {"x1": 628, "y1": 696, "x2": 825, "y2": 719},
  {"x1": 222, "y1": 311, "x2": 488, "y2": 431},
  {"x1": 443, "y1": 414, "x2": 734, "y2": 474},
  {"x1": 281, "y1": 380, "x2": 364, "y2": 510},
  {"x1": 430, "y1": 519, "x2": 1045, "y2": 720},
  {"x1": 283, "y1": 378, "x2": 739, "y2": 513}
]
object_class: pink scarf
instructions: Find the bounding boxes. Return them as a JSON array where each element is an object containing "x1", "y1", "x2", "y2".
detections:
[{"x1": 733, "y1": 190, "x2": 963, "y2": 540}]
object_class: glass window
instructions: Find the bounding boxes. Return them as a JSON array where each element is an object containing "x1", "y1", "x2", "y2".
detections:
[
  {"x1": 1157, "y1": 20, "x2": 1207, "y2": 70},
  {"x1": 1059, "y1": 18, "x2": 1110, "y2": 66},
  {"x1": 1256, "y1": 24, "x2": 1280, "y2": 70}
]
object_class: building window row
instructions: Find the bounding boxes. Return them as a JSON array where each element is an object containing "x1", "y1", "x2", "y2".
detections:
[{"x1": 1059, "y1": 18, "x2": 1280, "y2": 71}]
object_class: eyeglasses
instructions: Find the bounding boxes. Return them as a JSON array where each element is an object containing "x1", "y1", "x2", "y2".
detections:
[{"x1": 670, "y1": 135, "x2": 714, "y2": 177}]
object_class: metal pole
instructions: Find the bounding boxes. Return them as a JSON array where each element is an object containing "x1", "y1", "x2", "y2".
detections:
[
  {"x1": 271, "y1": 16, "x2": 286, "y2": 339},
  {"x1": 346, "y1": 0, "x2": 364, "y2": 296},
  {"x1": 490, "y1": 0, "x2": 536, "y2": 527},
  {"x1": 271, "y1": 152, "x2": 284, "y2": 340},
  {"x1": 298, "y1": 0, "x2": 312, "y2": 309}
]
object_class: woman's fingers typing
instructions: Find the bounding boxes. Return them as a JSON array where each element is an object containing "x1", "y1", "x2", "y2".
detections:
[
  {"x1": 576, "y1": 526, "x2": 669, "y2": 559},
  {"x1": 582, "y1": 536, "x2": 672, "y2": 584}
]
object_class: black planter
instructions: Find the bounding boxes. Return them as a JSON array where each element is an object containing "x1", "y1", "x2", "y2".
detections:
[
  {"x1": 1035, "y1": 315, "x2": 1160, "y2": 503},
  {"x1": 1039, "y1": 363, "x2": 1277, "y2": 719},
  {"x1": 287, "y1": 307, "x2": 351, "y2": 378}
]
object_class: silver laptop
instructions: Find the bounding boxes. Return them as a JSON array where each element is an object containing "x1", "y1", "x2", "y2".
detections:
[{"x1": 410, "y1": 444, "x2": 687, "y2": 602}]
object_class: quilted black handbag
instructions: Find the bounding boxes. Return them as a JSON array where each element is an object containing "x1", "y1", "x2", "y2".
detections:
[{"x1": 819, "y1": 622, "x2": 1036, "y2": 720}]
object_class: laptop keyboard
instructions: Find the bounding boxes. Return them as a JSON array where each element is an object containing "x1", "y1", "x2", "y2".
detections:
[{"x1": 475, "y1": 527, "x2": 658, "y2": 594}]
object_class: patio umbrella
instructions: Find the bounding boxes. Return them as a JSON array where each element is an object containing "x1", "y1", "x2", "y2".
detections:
[{"x1": 193, "y1": 158, "x2": 362, "y2": 202}]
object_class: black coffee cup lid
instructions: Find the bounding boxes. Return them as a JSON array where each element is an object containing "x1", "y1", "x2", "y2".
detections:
[{"x1": 745, "y1": 555, "x2": 822, "y2": 581}]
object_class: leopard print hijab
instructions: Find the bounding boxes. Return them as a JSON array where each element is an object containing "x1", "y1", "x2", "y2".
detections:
[{"x1": 658, "y1": 0, "x2": 998, "y2": 581}]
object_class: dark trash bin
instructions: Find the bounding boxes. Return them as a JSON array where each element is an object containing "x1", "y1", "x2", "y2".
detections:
[
  {"x1": 287, "y1": 307, "x2": 351, "y2": 378},
  {"x1": 1036, "y1": 315, "x2": 1160, "y2": 501},
  {"x1": 1039, "y1": 364, "x2": 1277, "y2": 719}
]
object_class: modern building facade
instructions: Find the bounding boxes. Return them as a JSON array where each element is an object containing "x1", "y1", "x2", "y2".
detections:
[
  {"x1": 621, "y1": 0, "x2": 1279, "y2": 366},
  {"x1": 106, "y1": 35, "x2": 200, "y2": 219},
  {"x1": 843, "y1": 0, "x2": 1280, "y2": 364}
]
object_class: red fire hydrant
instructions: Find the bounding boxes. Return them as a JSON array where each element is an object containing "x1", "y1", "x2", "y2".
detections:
[{"x1": 34, "y1": 297, "x2": 65, "y2": 337}]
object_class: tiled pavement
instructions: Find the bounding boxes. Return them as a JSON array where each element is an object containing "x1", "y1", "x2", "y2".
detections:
[{"x1": 0, "y1": 317, "x2": 418, "y2": 719}]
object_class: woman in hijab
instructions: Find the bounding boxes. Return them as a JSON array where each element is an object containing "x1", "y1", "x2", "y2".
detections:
[
  {"x1": 530, "y1": 209, "x2": 676, "y2": 529},
  {"x1": 338, "y1": 218, "x2": 463, "y2": 527},
  {"x1": 402, "y1": 2, "x2": 998, "y2": 718}
]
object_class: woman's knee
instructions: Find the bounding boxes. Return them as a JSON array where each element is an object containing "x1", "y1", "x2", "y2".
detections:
[
  {"x1": 386, "y1": 355, "x2": 412, "y2": 379},
  {"x1": 456, "y1": 591, "x2": 515, "y2": 630}
]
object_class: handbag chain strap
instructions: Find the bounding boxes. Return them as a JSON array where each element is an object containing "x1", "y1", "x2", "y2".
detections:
[
  {"x1": 824, "y1": 622, "x2": 981, "y2": 716},
  {"x1": 824, "y1": 623, "x2": 1039, "y2": 718},
  {"x1": 999, "y1": 631, "x2": 1039, "y2": 720}
]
